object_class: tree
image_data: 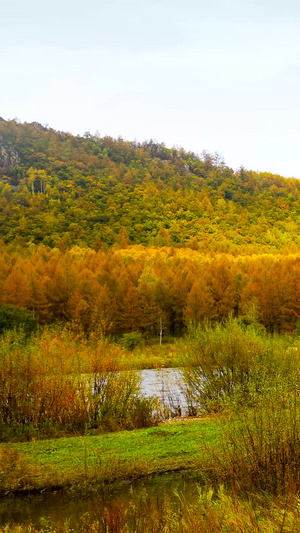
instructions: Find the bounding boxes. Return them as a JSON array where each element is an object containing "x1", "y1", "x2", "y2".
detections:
[
  {"x1": 184, "y1": 279, "x2": 214, "y2": 324},
  {"x1": 206, "y1": 262, "x2": 238, "y2": 322},
  {"x1": 0, "y1": 304, "x2": 38, "y2": 334}
]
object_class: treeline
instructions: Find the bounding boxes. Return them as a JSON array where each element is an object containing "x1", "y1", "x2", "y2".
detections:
[
  {"x1": 1, "y1": 243, "x2": 300, "y2": 335},
  {"x1": 1, "y1": 120, "x2": 300, "y2": 252}
]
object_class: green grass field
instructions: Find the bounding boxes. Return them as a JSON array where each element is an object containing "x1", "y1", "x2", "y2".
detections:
[{"x1": 1, "y1": 418, "x2": 219, "y2": 494}]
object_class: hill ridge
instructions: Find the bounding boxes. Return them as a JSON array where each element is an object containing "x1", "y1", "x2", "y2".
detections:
[{"x1": 0, "y1": 119, "x2": 299, "y2": 253}]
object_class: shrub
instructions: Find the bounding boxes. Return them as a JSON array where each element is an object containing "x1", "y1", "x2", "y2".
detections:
[
  {"x1": 206, "y1": 381, "x2": 300, "y2": 495},
  {"x1": 0, "y1": 305, "x2": 38, "y2": 335},
  {"x1": 0, "y1": 326, "x2": 158, "y2": 440},
  {"x1": 120, "y1": 331, "x2": 144, "y2": 351},
  {"x1": 181, "y1": 318, "x2": 295, "y2": 414}
]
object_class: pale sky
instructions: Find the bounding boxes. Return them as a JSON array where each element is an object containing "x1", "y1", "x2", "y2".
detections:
[{"x1": 1, "y1": 0, "x2": 300, "y2": 178}]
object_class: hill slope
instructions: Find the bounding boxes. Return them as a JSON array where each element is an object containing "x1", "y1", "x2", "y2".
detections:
[{"x1": 1, "y1": 119, "x2": 300, "y2": 253}]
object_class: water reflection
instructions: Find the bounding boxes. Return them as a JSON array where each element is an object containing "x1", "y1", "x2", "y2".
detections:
[{"x1": 0, "y1": 473, "x2": 201, "y2": 528}]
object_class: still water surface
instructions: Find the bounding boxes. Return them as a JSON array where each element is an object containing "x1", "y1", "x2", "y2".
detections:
[
  {"x1": 140, "y1": 368, "x2": 188, "y2": 415},
  {"x1": 0, "y1": 473, "x2": 201, "y2": 528}
]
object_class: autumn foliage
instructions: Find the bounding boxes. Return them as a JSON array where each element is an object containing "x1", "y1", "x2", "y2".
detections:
[
  {"x1": 1, "y1": 243, "x2": 300, "y2": 336},
  {"x1": 0, "y1": 326, "x2": 158, "y2": 440},
  {"x1": 1, "y1": 120, "x2": 300, "y2": 335}
]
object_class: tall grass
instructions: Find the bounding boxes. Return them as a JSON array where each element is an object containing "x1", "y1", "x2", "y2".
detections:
[
  {"x1": 181, "y1": 318, "x2": 298, "y2": 414},
  {"x1": 204, "y1": 384, "x2": 300, "y2": 495},
  {"x1": 0, "y1": 326, "x2": 159, "y2": 441}
]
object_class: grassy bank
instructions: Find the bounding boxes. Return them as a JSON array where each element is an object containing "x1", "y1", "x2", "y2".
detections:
[{"x1": 0, "y1": 418, "x2": 219, "y2": 494}]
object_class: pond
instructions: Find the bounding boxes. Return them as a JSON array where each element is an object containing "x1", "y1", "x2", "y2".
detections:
[{"x1": 140, "y1": 368, "x2": 188, "y2": 416}]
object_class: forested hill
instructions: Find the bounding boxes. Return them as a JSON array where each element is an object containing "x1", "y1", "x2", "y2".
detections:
[{"x1": 0, "y1": 118, "x2": 300, "y2": 253}]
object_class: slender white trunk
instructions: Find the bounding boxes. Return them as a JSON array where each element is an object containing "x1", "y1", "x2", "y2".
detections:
[{"x1": 159, "y1": 317, "x2": 163, "y2": 345}]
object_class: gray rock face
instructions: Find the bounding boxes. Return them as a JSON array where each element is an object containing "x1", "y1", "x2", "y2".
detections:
[
  {"x1": 30, "y1": 121, "x2": 47, "y2": 131},
  {"x1": 0, "y1": 137, "x2": 20, "y2": 173}
]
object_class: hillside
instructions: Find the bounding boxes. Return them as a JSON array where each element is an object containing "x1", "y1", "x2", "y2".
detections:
[{"x1": 1, "y1": 119, "x2": 300, "y2": 254}]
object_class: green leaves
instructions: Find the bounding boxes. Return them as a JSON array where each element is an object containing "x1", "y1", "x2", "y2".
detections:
[{"x1": 0, "y1": 305, "x2": 38, "y2": 335}]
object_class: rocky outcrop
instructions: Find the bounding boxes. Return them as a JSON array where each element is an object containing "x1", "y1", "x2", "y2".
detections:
[
  {"x1": 0, "y1": 137, "x2": 20, "y2": 173},
  {"x1": 30, "y1": 121, "x2": 48, "y2": 131}
]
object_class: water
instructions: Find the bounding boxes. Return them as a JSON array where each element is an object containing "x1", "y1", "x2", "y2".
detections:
[
  {"x1": 0, "y1": 472, "x2": 201, "y2": 529},
  {"x1": 140, "y1": 368, "x2": 188, "y2": 416}
]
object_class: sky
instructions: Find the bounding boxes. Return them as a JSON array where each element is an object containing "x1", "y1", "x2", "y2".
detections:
[{"x1": 1, "y1": 0, "x2": 300, "y2": 178}]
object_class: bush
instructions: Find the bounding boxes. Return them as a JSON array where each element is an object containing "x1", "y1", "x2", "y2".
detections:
[
  {"x1": 120, "y1": 331, "x2": 144, "y2": 351},
  {"x1": 181, "y1": 318, "x2": 295, "y2": 414},
  {"x1": 0, "y1": 327, "x2": 158, "y2": 440},
  {"x1": 206, "y1": 380, "x2": 300, "y2": 495},
  {"x1": 90, "y1": 369, "x2": 158, "y2": 431}
]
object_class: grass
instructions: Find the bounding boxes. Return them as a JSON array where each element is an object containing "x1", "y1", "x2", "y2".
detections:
[{"x1": 0, "y1": 418, "x2": 219, "y2": 494}]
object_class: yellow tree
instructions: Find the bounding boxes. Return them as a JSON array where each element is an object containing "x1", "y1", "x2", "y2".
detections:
[
  {"x1": 184, "y1": 278, "x2": 214, "y2": 324},
  {"x1": 206, "y1": 262, "x2": 238, "y2": 322},
  {"x1": 2, "y1": 262, "x2": 31, "y2": 309}
]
